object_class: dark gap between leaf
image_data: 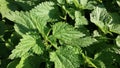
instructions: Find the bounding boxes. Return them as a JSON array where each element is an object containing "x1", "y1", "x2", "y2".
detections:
[
  {"x1": 102, "y1": 0, "x2": 119, "y2": 12},
  {"x1": 66, "y1": 14, "x2": 75, "y2": 26},
  {"x1": 84, "y1": 9, "x2": 98, "y2": 35},
  {"x1": 4, "y1": 18, "x2": 14, "y2": 25},
  {"x1": 57, "y1": 39, "x2": 61, "y2": 47},
  {"x1": 85, "y1": 23, "x2": 98, "y2": 35},
  {"x1": 39, "y1": 62, "x2": 46, "y2": 68},
  {"x1": 0, "y1": 13, "x2": 2, "y2": 21},
  {"x1": 105, "y1": 33, "x2": 118, "y2": 44},
  {"x1": 3, "y1": 31, "x2": 14, "y2": 41},
  {"x1": 50, "y1": 46, "x2": 56, "y2": 51}
]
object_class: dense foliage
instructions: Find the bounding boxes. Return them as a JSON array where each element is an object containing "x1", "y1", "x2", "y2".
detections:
[{"x1": 0, "y1": 0, "x2": 120, "y2": 68}]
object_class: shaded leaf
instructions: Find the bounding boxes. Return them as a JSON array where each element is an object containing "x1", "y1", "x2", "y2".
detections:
[
  {"x1": 9, "y1": 34, "x2": 45, "y2": 59},
  {"x1": 9, "y1": 11, "x2": 37, "y2": 36},
  {"x1": 90, "y1": 59, "x2": 106, "y2": 68},
  {"x1": 76, "y1": 37, "x2": 97, "y2": 47},
  {"x1": 109, "y1": 13, "x2": 120, "y2": 34},
  {"x1": 16, "y1": 54, "x2": 32, "y2": 68},
  {"x1": 31, "y1": 1, "x2": 61, "y2": 21},
  {"x1": 0, "y1": 21, "x2": 6, "y2": 36},
  {"x1": 16, "y1": 55, "x2": 42, "y2": 68},
  {"x1": 7, "y1": 59, "x2": 20, "y2": 68},
  {"x1": 50, "y1": 46, "x2": 81, "y2": 68}
]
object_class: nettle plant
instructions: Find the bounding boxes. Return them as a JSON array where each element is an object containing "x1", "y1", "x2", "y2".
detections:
[{"x1": 1, "y1": 0, "x2": 120, "y2": 68}]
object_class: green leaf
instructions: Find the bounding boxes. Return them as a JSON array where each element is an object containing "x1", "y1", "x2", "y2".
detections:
[
  {"x1": 94, "y1": 47, "x2": 119, "y2": 68},
  {"x1": 75, "y1": 11, "x2": 88, "y2": 27},
  {"x1": 116, "y1": 35, "x2": 120, "y2": 47},
  {"x1": 75, "y1": 37, "x2": 97, "y2": 47},
  {"x1": 50, "y1": 46, "x2": 81, "y2": 68},
  {"x1": 0, "y1": 0, "x2": 42, "y2": 19},
  {"x1": 0, "y1": 0, "x2": 10, "y2": 18},
  {"x1": 66, "y1": 0, "x2": 73, "y2": 4},
  {"x1": 16, "y1": 54, "x2": 32, "y2": 68},
  {"x1": 16, "y1": 55, "x2": 42, "y2": 68},
  {"x1": 63, "y1": 36, "x2": 97, "y2": 47},
  {"x1": 85, "y1": 1, "x2": 97, "y2": 10},
  {"x1": 48, "y1": 35, "x2": 58, "y2": 48},
  {"x1": 90, "y1": 59, "x2": 106, "y2": 68},
  {"x1": 11, "y1": 11, "x2": 48, "y2": 37},
  {"x1": 52, "y1": 22, "x2": 85, "y2": 44},
  {"x1": 57, "y1": 0, "x2": 65, "y2": 4},
  {"x1": 80, "y1": 0, "x2": 88, "y2": 8},
  {"x1": 109, "y1": 13, "x2": 120, "y2": 34},
  {"x1": 9, "y1": 11, "x2": 37, "y2": 36},
  {"x1": 93, "y1": 30, "x2": 101, "y2": 37},
  {"x1": 13, "y1": 0, "x2": 41, "y2": 10},
  {"x1": 81, "y1": 53, "x2": 105, "y2": 68},
  {"x1": 63, "y1": 7, "x2": 75, "y2": 19},
  {"x1": 7, "y1": 59, "x2": 20, "y2": 68},
  {"x1": 31, "y1": 1, "x2": 61, "y2": 21},
  {"x1": 90, "y1": 6, "x2": 112, "y2": 34},
  {"x1": 117, "y1": 0, "x2": 120, "y2": 7},
  {"x1": 0, "y1": 0, "x2": 18, "y2": 18},
  {"x1": 109, "y1": 46, "x2": 120, "y2": 55},
  {"x1": 9, "y1": 34, "x2": 45, "y2": 59},
  {"x1": 73, "y1": 0, "x2": 81, "y2": 9},
  {"x1": 28, "y1": 13, "x2": 48, "y2": 37}
]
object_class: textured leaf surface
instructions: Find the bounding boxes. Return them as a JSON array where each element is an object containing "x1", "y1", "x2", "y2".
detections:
[
  {"x1": 63, "y1": 7, "x2": 75, "y2": 19},
  {"x1": 9, "y1": 34, "x2": 45, "y2": 59},
  {"x1": 75, "y1": 11, "x2": 88, "y2": 27},
  {"x1": 1, "y1": 0, "x2": 120, "y2": 68},
  {"x1": 11, "y1": 11, "x2": 48, "y2": 36},
  {"x1": 31, "y1": 1, "x2": 61, "y2": 21},
  {"x1": 50, "y1": 46, "x2": 81, "y2": 68},
  {"x1": 73, "y1": 37, "x2": 97, "y2": 47},
  {"x1": 90, "y1": 6, "x2": 112, "y2": 34},
  {"x1": 9, "y1": 11, "x2": 37, "y2": 36},
  {"x1": 27, "y1": 13, "x2": 48, "y2": 37},
  {"x1": 52, "y1": 22, "x2": 85, "y2": 44}
]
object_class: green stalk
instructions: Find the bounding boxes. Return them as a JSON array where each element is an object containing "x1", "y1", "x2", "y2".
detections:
[
  {"x1": 73, "y1": 0, "x2": 83, "y2": 9},
  {"x1": 82, "y1": 53, "x2": 97, "y2": 68},
  {"x1": 45, "y1": 29, "x2": 58, "y2": 50}
]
